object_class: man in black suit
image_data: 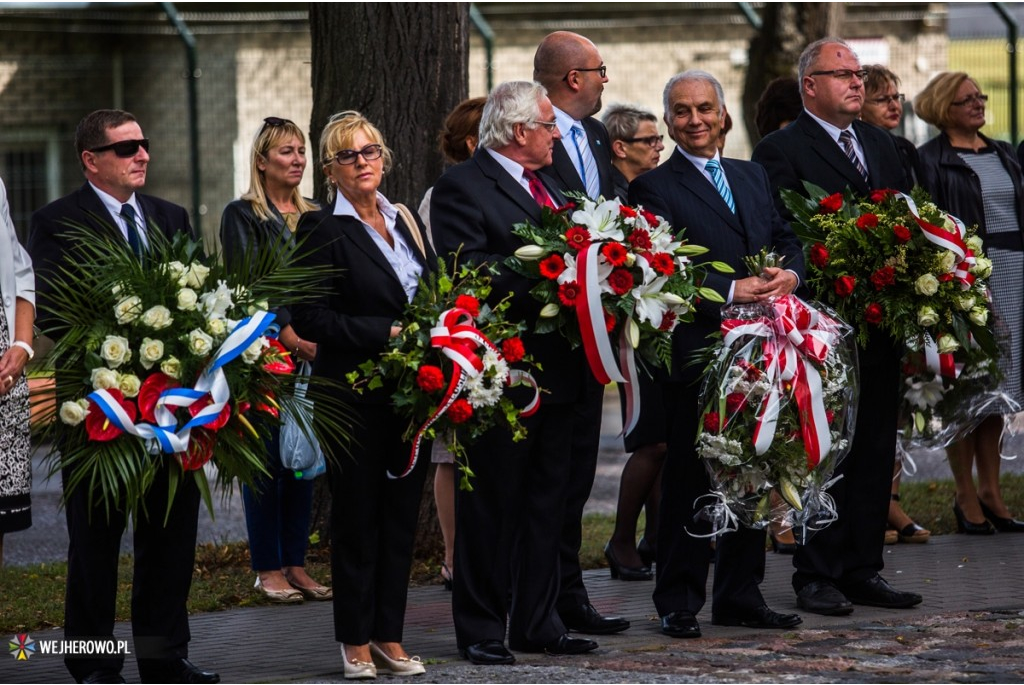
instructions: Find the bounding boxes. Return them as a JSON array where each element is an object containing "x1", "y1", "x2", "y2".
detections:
[
  {"x1": 430, "y1": 81, "x2": 598, "y2": 665},
  {"x1": 29, "y1": 110, "x2": 218, "y2": 685},
  {"x1": 752, "y1": 37, "x2": 922, "y2": 616},
  {"x1": 532, "y1": 30, "x2": 630, "y2": 637},
  {"x1": 629, "y1": 70, "x2": 805, "y2": 639}
]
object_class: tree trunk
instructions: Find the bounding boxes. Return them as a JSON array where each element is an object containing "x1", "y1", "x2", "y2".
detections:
[
  {"x1": 307, "y1": 3, "x2": 469, "y2": 562},
  {"x1": 742, "y1": 4, "x2": 846, "y2": 145}
]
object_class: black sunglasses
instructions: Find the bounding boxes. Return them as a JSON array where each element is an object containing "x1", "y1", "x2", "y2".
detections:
[
  {"x1": 89, "y1": 138, "x2": 150, "y2": 158},
  {"x1": 261, "y1": 116, "x2": 294, "y2": 131}
]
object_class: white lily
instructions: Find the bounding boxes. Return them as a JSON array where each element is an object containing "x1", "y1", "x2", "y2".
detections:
[
  {"x1": 631, "y1": 275, "x2": 671, "y2": 329},
  {"x1": 904, "y1": 374, "x2": 947, "y2": 409},
  {"x1": 571, "y1": 199, "x2": 624, "y2": 241}
]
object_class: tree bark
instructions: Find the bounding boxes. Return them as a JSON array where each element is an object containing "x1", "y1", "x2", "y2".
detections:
[
  {"x1": 307, "y1": 3, "x2": 469, "y2": 563},
  {"x1": 742, "y1": 4, "x2": 846, "y2": 145}
]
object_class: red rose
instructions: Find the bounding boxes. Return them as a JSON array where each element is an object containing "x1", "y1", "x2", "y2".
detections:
[
  {"x1": 870, "y1": 266, "x2": 895, "y2": 290},
  {"x1": 834, "y1": 275, "x2": 857, "y2": 298},
  {"x1": 564, "y1": 226, "x2": 591, "y2": 251},
  {"x1": 819, "y1": 193, "x2": 843, "y2": 214},
  {"x1": 455, "y1": 294, "x2": 481, "y2": 318},
  {"x1": 618, "y1": 204, "x2": 638, "y2": 218},
  {"x1": 725, "y1": 392, "x2": 747, "y2": 415},
  {"x1": 416, "y1": 365, "x2": 445, "y2": 393},
  {"x1": 826, "y1": 410, "x2": 836, "y2": 424},
  {"x1": 539, "y1": 254, "x2": 566, "y2": 280},
  {"x1": 703, "y1": 411, "x2": 724, "y2": 434},
  {"x1": 658, "y1": 310, "x2": 677, "y2": 331},
  {"x1": 893, "y1": 224, "x2": 911, "y2": 243},
  {"x1": 85, "y1": 389, "x2": 137, "y2": 442},
  {"x1": 501, "y1": 337, "x2": 525, "y2": 363},
  {"x1": 601, "y1": 241, "x2": 629, "y2": 267},
  {"x1": 448, "y1": 398, "x2": 473, "y2": 424},
  {"x1": 179, "y1": 428, "x2": 215, "y2": 471},
  {"x1": 137, "y1": 373, "x2": 180, "y2": 423},
  {"x1": 262, "y1": 338, "x2": 296, "y2": 375},
  {"x1": 810, "y1": 243, "x2": 829, "y2": 269},
  {"x1": 870, "y1": 188, "x2": 894, "y2": 203},
  {"x1": 650, "y1": 252, "x2": 675, "y2": 276},
  {"x1": 188, "y1": 394, "x2": 232, "y2": 431},
  {"x1": 864, "y1": 302, "x2": 884, "y2": 324},
  {"x1": 607, "y1": 268, "x2": 634, "y2": 296},
  {"x1": 558, "y1": 281, "x2": 581, "y2": 306},
  {"x1": 603, "y1": 308, "x2": 616, "y2": 333},
  {"x1": 856, "y1": 213, "x2": 879, "y2": 230},
  {"x1": 640, "y1": 209, "x2": 660, "y2": 227},
  {"x1": 627, "y1": 228, "x2": 653, "y2": 251}
]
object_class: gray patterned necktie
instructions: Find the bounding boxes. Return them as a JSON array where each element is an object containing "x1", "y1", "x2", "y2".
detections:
[{"x1": 839, "y1": 130, "x2": 869, "y2": 183}]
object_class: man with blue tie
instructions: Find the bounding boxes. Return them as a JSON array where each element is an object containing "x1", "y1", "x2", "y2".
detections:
[
  {"x1": 630, "y1": 70, "x2": 805, "y2": 638},
  {"x1": 29, "y1": 109, "x2": 216, "y2": 685}
]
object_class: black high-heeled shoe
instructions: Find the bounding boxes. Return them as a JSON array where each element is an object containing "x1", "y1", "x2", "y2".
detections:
[
  {"x1": 604, "y1": 542, "x2": 653, "y2": 581},
  {"x1": 952, "y1": 500, "x2": 994, "y2": 535},
  {"x1": 440, "y1": 562, "x2": 453, "y2": 591},
  {"x1": 636, "y1": 536, "x2": 657, "y2": 567},
  {"x1": 978, "y1": 499, "x2": 1024, "y2": 532},
  {"x1": 768, "y1": 528, "x2": 798, "y2": 554}
]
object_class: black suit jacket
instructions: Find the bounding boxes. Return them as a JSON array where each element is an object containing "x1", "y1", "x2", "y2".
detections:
[
  {"x1": 430, "y1": 148, "x2": 581, "y2": 404},
  {"x1": 29, "y1": 182, "x2": 194, "y2": 340},
  {"x1": 539, "y1": 116, "x2": 615, "y2": 201}
]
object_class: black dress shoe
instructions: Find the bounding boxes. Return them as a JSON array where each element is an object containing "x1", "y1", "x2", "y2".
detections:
[
  {"x1": 978, "y1": 499, "x2": 1024, "y2": 532},
  {"x1": 459, "y1": 640, "x2": 515, "y2": 665},
  {"x1": 842, "y1": 575, "x2": 922, "y2": 609},
  {"x1": 542, "y1": 634, "x2": 598, "y2": 656},
  {"x1": 953, "y1": 500, "x2": 994, "y2": 534},
  {"x1": 712, "y1": 605, "x2": 803, "y2": 629},
  {"x1": 137, "y1": 658, "x2": 220, "y2": 684},
  {"x1": 660, "y1": 610, "x2": 701, "y2": 638},
  {"x1": 636, "y1": 536, "x2": 657, "y2": 567},
  {"x1": 80, "y1": 671, "x2": 125, "y2": 684},
  {"x1": 796, "y1": 581, "x2": 854, "y2": 616},
  {"x1": 560, "y1": 602, "x2": 630, "y2": 635},
  {"x1": 604, "y1": 542, "x2": 653, "y2": 581}
]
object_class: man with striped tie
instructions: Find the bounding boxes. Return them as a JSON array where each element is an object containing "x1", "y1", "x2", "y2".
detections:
[{"x1": 752, "y1": 38, "x2": 920, "y2": 617}]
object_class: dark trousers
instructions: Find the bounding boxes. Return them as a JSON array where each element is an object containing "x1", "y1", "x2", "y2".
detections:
[
  {"x1": 329, "y1": 403, "x2": 427, "y2": 645},
  {"x1": 452, "y1": 403, "x2": 573, "y2": 650},
  {"x1": 556, "y1": 375, "x2": 604, "y2": 614},
  {"x1": 652, "y1": 380, "x2": 768, "y2": 617},
  {"x1": 242, "y1": 428, "x2": 314, "y2": 571},
  {"x1": 793, "y1": 331, "x2": 901, "y2": 591},
  {"x1": 63, "y1": 463, "x2": 200, "y2": 681}
]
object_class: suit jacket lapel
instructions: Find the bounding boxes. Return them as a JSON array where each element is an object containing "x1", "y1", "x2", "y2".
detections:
[
  {"x1": 338, "y1": 215, "x2": 404, "y2": 289},
  {"x1": 670, "y1": 152, "x2": 744, "y2": 236},
  {"x1": 798, "y1": 113, "x2": 869, "y2": 194},
  {"x1": 853, "y1": 120, "x2": 884, "y2": 190},
  {"x1": 75, "y1": 184, "x2": 123, "y2": 240},
  {"x1": 475, "y1": 151, "x2": 544, "y2": 225},
  {"x1": 549, "y1": 143, "x2": 586, "y2": 196}
]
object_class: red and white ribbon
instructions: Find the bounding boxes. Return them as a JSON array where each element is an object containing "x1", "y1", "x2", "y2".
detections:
[
  {"x1": 923, "y1": 335, "x2": 964, "y2": 380},
  {"x1": 897, "y1": 193, "x2": 974, "y2": 290},
  {"x1": 576, "y1": 242, "x2": 627, "y2": 385}
]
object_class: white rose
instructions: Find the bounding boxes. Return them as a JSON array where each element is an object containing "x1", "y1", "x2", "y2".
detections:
[
  {"x1": 161, "y1": 355, "x2": 182, "y2": 379},
  {"x1": 140, "y1": 305, "x2": 173, "y2": 330},
  {"x1": 188, "y1": 328, "x2": 215, "y2": 357},
  {"x1": 914, "y1": 273, "x2": 939, "y2": 296},
  {"x1": 206, "y1": 317, "x2": 227, "y2": 338},
  {"x1": 91, "y1": 367, "x2": 120, "y2": 390},
  {"x1": 118, "y1": 373, "x2": 141, "y2": 398},
  {"x1": 917, "y1": 306, "x2": 939, "y2": 327},
  {"x1": 970, "y1": 257, "x2": 993, "y2": 278},
  {"x1": 956, "y1": 295, "x2": 976, "y2": 311},
  {"x1": 966, "y1": 235, "x2": 984, "y2": 252},
  {"x1": 942, "y1": 215, "x2": 959, "y2": 233},
  {"x1": 59, "y1": 399, "x2": 89, "y2": 426},
  {"x1": 112, "y1": 283, "x2": 123, "y2": 297},
  {"x1": 185, "y1": 262, "x2": 211, "y2": 289},
  {"x1": 937, "y1": 334, "x2": 960, "y2": 355},
  {"x1": 100, "y1": 335, "x2": 131, "y2": 368},
  {"x1": 176, "y1": 288, "x2": 198, "y2": 311},
  {"x1": 969, "y1": 306, "x2": 989, "y2": 327},
  {"x1": 138, "y1": 337, "x2": 165, "y2": 369},
  {"x1": 938, "y1": 251, "x2": 957, "y2": 273},
  {"x1": 241, "y1": 337, "x2": 269, "y2": 364},
  {"x1": 114, "y1": 295, "x2": 143, "y2": 324},
  {"x1": 166, "y1": 260, "x2": 187, "y2": 285}
]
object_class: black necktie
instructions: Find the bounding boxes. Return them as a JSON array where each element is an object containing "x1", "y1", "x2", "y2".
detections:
[{"x1": 120, "y1": 203, "x2": 144, "y2": 259}]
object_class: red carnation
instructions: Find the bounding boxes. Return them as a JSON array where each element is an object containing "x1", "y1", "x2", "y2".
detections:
[
  {"x1": 619, "y1": 204, "x2": 638, "y2": 218},
  {"x1": 601, "y1": 241, "x2": 629, "y2": 267},
  {"x1": 138, "y1": 372, "x2": 180, "y2": 423},
  {"x1": 864, "y1": 302, "x2": 884, "y2": 325},
  {"x1": 179, "y1": 428, "x2": 215, "y2": 471},
  {"x1": 607, "y1": 268, "x2": 634, "y2": 296},
  {"x1": 85, "y1": 389, "x2": 136, "y2": 442},
  {"x1": 856, "y1": 213, "x2": 879, "y2": 230},
  {"x1": 834, "y1": 275, "x2": 857, "y2": 298},
  {"x1": 539, "y1": 254, "x2": 566, "y2": 280},
  {"x1": 870, "y1": 266, "x2": 895, "y2": 290},
  {"x1": 455, "y1": 294, "x2": 481, "y2": 318},
  {"x1": 564, "y1": 226, "x2": 591, "y2": 251},
  {"x1": 416, "y1": 365, "x2": 445, "y2": 393},
  {"x1": 603, "y1": 308, "x2": 617, "y2": 333},
  {"x1": 627, "y1": 228, "x2": 653, "y2": 251},
  {"x1": 725, "y1": 392, "x2": 747, "y2": 415},
  {"x1": 870, "y1": 188, "x2": 894, "y2": 203},
  {"x1": 501, "y1": 337, "x2": 525, "y2": 363},
  {"x1": 810, "y1": 243, "x2": 829, "y2": 269},
  {"x1": 819, "y1": 193, "x2": 843, "y2": 214},
  {"x1": 640, "y1": 209, "x2": 660, "y2": 227},
  {"x1": 650, "y1": 252, "x2": 675, "y2": 276},
  {"x1": 558, "y1": 281, "x2": 581, "y2": 306},
  {"x1": 262, "y1": 338, "x2": 296, "y2": 375},
  {"x1": 893, "y1": 224, "x2": 911, "y2": 243},
  {"x1": 703, "y1": 411, "x2": 724, "y2": 434},
  {"x1": 448, "y1": 398, "x2": 473, "y2": 424},
  {"x1": 658, "y1": 310, "x2": 677, "y2": 331},
  {"x1": 188, "y1": 394, "x2": 232, "y2": 431}
]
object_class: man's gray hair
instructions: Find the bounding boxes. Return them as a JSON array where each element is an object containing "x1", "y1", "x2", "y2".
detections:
[
  {"x1": 798, "y1": 37, "x2": 857, "y2": 82},
  {"x1": 602, "y1": 104, "x2": 658, "y2": 143},
  {"x1": 662, "y1": 70, "x2": 726, "y2": 120},
  {"x1": 479, "y1": 81, "x2": 548, "y2": 150}
]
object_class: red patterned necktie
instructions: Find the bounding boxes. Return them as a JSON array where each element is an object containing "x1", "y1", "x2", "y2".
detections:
[{"x1": 524, "y1": 169, "x2": 556, "y2": 209}]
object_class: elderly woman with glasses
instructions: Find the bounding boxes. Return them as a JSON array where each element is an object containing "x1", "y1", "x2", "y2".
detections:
[
  {"x1": 916, "y1": 72, "x2": 1024, "y2": 536},
  {"x1": 220, "y1": 117, "x2": 330, "y2": 604},
  {"x1": 290, "y1": 111, "x2": 434, "y2": 680}
]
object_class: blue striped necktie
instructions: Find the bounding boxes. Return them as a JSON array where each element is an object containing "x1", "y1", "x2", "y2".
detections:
[
  {"x1": 704, "y1": 159, "x2": 735, "y2": 213},
  {"x1": 571, "y1": 124, "x2": 600, "y2": 200}
]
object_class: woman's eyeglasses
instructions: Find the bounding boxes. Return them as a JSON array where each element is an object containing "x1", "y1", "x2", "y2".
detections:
[
  {"x1": 951, "y1": 94, "x2": 988, "y2": 107},
  {"x1": 867, "y1": 94, "x2": 905, "y2": 106},
  {"x1": 329, "y1": 144, "x2": 384, "y2": 165}
]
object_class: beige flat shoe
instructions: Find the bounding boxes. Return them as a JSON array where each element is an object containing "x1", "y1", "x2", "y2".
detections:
[
  {"x1": 293, "y1": 583, "x2": 333, "y2": 601},
  {"x1": 342, "y1": 645, "x2": 377, "y2": 680},
  {"x1": 254, "y1": 575, "x2": 303, "y2": 604},
  {"x1": 369, "y1": 642, "x2": 425, "y2": 676}
]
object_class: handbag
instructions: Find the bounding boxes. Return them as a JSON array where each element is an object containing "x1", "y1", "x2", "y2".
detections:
[{"x1": 279, "y1": 360, "x2": 326, "y2": 480}]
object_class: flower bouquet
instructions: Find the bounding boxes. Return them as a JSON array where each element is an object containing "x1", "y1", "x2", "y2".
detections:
[
  {"x1": 505, "y1": 196, "x2": 725, "y2": 432},
  {"x1": 695, "y1": 295, "x2": 858, "y2": 538},
  {"x1": 38, "y1": 227, "x2": 350, "y2": 519},
  {"x1": 350, "y1": 258, "x2": 539, "y2": 490}
]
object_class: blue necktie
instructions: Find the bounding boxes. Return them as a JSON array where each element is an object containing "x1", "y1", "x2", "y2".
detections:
[
  {"x1": 120, "y1": 203, "x2": 144, "y2": 259},
  {"x1": 705, "y1": 159, "x2": 735, "y2": 213},
  {"x1": 571, "y1": 124, "x2": 600, "y2": 200}
]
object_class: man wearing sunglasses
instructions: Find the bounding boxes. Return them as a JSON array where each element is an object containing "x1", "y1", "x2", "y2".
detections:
[
  {"x1": 29, "y1": 110, "x2": 216, "y2": 685},
  {"x1": 753, "y1": 39, "x2": 920, "y2": 619}
]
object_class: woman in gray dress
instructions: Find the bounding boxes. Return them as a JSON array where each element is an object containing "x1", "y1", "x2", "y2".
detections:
[{"x1": 916, "y1": 72, "x2": 1024, "y2": 535}]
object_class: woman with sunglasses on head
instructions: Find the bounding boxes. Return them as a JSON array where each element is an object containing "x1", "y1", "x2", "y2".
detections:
[
  {"x1": 916, "y1": 73, "x2": 1024, "y2": 536},
  {"x1": 220, "y1": 117, "x2": 330, "y2": 604},
  {"x1": 290, "y1": 111, "x2": 434, "y2": 680}
]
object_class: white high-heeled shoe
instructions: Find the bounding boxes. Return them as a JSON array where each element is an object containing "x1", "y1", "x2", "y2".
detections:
[
  {"x1": 341, "y1": 644, "x2": 377, "y2": 680},
  {"x1": 369, "y1": 642, "x2": 425, "y2": 676}
]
